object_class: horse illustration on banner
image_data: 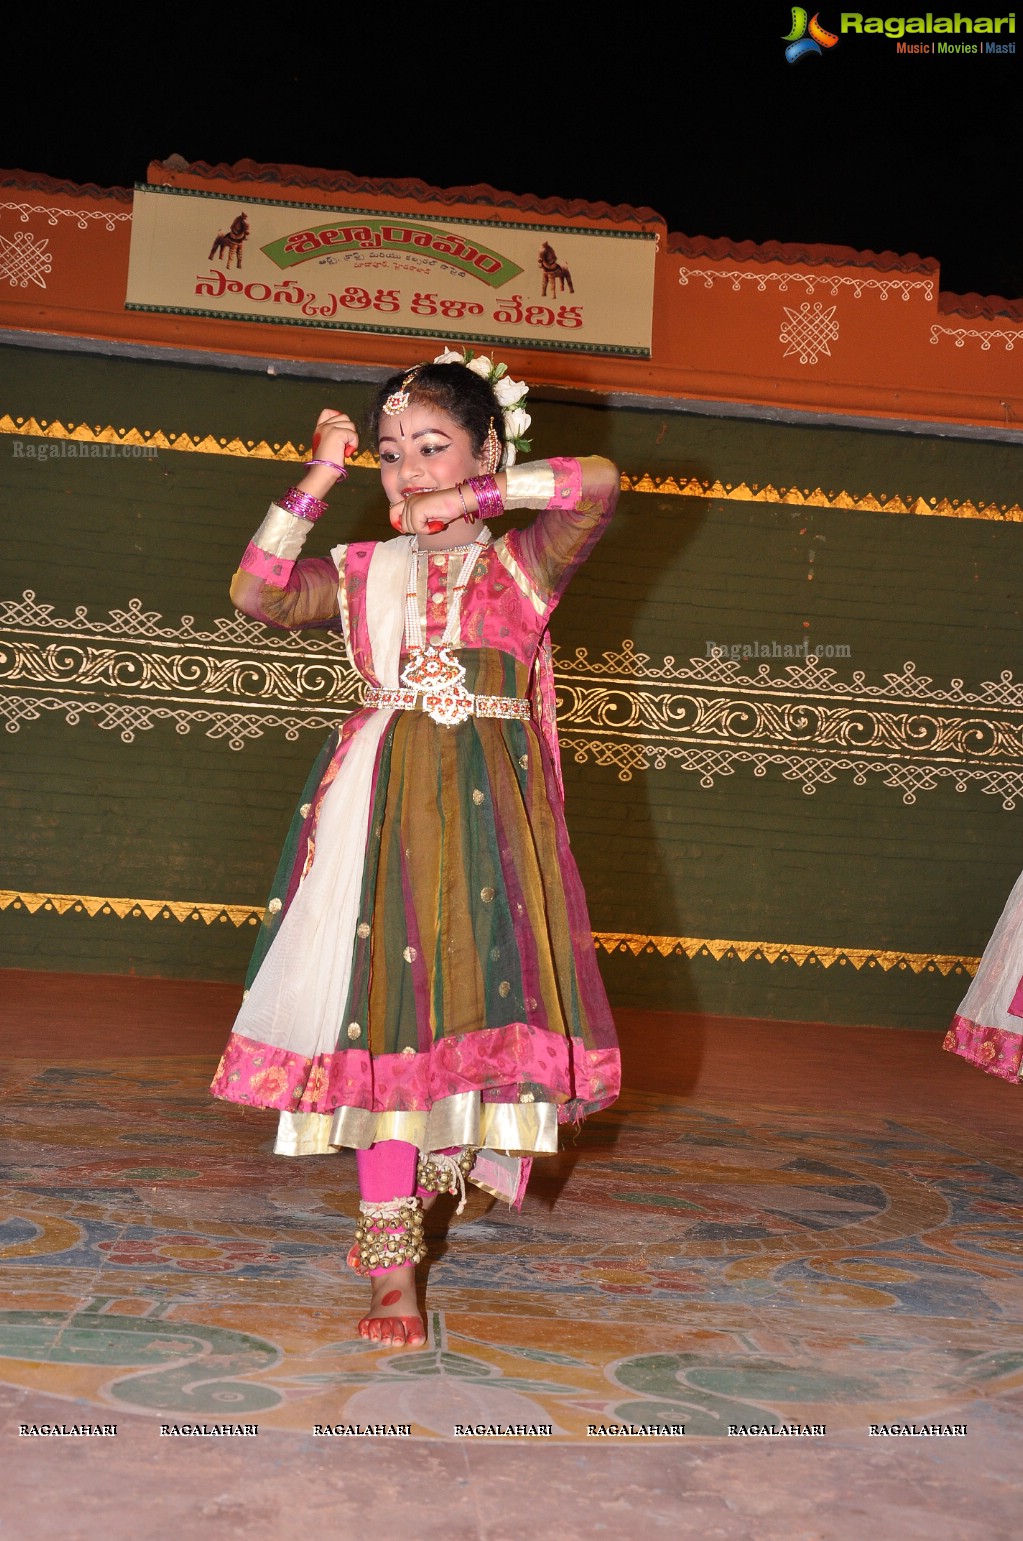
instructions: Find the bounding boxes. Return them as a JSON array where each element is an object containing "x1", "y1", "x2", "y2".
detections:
[
  {"x1": 209, "y1": 213, "x2": 250, "y2": 270},
  {"x1": 538, "y1": 242, "x2": 574, "y2": 297}
]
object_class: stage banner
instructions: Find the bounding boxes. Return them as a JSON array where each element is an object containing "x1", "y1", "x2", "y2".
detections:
[{"x1": 126, "y1": 186, "x2": 657, "y2": 357}]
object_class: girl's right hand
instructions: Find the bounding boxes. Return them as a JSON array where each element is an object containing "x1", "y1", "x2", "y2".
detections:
[
  {"x1": 310, "y1": 407, "x2": 359, "y2": 472},
  {"x1": 296, "y1": 408, "x2": 358, "y2": 502}
]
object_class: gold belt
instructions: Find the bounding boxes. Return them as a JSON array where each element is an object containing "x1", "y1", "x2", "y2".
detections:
[{"x1": 364, "y1": 685, "x2": 531, "y2": 721}]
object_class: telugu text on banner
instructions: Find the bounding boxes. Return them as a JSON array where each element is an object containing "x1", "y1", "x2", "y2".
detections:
[{"x1": 126, "y1": 187, "x2": 657, "y2": 357}]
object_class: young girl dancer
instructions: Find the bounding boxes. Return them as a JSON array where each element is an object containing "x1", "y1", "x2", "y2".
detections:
[{"x1": 212, "y1": 353, "x2": 621, "y2": 1346}]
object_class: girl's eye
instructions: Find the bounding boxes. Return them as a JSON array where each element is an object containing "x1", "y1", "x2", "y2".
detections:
[{"x1": 421, "y1": 441, "x2": 448, "y2": 456}]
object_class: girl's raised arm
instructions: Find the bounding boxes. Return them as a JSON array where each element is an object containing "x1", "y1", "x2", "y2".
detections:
[{"x1": 229, "y1": 409, "x2": 357, "y2": 630}]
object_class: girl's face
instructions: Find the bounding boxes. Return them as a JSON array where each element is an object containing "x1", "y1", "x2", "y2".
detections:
[{"x1": 377, "y1": 402, "x2": 484, "y2": 508}]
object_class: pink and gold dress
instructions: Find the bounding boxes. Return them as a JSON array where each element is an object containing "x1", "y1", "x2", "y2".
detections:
[{"x1": 211, "y1": 457, "x2": 622, "y2": 1196}]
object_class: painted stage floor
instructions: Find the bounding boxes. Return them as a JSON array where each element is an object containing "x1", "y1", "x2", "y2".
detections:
[{"x1": 1, "y1": 974, "x2": 1022, "y2": 1539}]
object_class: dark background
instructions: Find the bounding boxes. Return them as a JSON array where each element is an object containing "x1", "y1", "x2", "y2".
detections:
[{"x1": 3, "y1": 10, "x2": 1019, "y2": 302}]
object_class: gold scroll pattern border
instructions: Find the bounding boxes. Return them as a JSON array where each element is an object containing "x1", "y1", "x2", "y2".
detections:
[
  {"x1": 6, "y1": 596, "x2": 1023, "y2": 801},
  {"x1": 0, "y1": 891, "x2": 977, "y2": 976},
  {"x1": 1, "y1": 414, "x2": 1020, "y2": 523}
]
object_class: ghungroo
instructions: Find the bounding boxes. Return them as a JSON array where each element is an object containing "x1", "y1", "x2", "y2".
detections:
[
  {"x1": 349, "y1": 1197, "x2": 427, "y2": 1275},
  {"x1": 417, "y1": 1148, "x2": 478, "y2": 1214}
]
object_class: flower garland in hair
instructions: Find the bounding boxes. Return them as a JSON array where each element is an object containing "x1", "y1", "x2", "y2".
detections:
[{"x1": 433, "y1": 346, "x2": 531, "y2": 467}]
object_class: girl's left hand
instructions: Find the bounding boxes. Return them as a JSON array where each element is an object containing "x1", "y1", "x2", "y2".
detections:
[{"x1": 389, "y1": 487, "x2": 469, "y2": 535}]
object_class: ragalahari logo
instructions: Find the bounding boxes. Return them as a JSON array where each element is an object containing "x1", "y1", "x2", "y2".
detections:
[{"x1": 783, "y1": 8, "x2": 840, "y2": 61}]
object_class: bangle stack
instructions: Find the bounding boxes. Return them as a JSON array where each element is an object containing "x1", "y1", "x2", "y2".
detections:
[
  {"x1": 465, "y1": 475, "x2": 503, "y2": 522},
  {"x1": 304, "y1": 458, "x2": 349, "y2": 480},
  {"x1": 277, "y1": 486, "x2": 328, "y2": 522}
]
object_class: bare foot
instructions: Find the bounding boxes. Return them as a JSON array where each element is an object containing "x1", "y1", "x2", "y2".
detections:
[{"x1": 358, "y1": 1264, "x2": 426, "y2": 1348}]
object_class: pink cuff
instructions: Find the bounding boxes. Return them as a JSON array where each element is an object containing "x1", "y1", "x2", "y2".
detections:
[
  {"x1": 547, "y1": 457, "x2": 583, "y2": 511},
  {"x1": 239, "y1": 542, "x2": 295, "y2": 587}
]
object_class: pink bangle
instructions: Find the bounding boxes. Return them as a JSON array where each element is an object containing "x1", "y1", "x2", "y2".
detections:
[
  {"x1": 277, "y1": 486, "x2": 328, "y2": 522},
  {"x1": 304, "y1": 458, "x2": 349, "y2": 480},
  {"x1": 466, "y1": 474, "x2": 503, "y2": 522}
]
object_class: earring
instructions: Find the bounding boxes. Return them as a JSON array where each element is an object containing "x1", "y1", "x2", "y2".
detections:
[{"x1": 481, "y1": 417, "x2": 501, "y2": 476}]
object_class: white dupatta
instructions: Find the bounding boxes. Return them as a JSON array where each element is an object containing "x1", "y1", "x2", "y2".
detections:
[{"x1": 228, "y1": 538, "x2": 412, "y2": 1073}]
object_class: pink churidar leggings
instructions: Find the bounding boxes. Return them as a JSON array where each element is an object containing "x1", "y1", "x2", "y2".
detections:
[{"x1": 356, "y1": 1139, "x2": 457, "y2": 1202}]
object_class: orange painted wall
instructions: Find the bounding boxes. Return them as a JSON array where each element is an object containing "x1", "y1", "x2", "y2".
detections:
[{"x1": 1, "y1": 159, "x2": 1020, "y2": 432}]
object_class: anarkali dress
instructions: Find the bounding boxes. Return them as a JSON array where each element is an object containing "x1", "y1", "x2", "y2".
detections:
[{"x1": 210, "y1": 455, "x2": 622, "y2": 1201}]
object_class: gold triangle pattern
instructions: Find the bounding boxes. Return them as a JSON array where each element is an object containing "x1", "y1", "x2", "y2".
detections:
[
  {"x1": 618, "y1": 472, "x2": 1023, "y2": 524},
  {"x1": 0, "y1": 890, "x2": 261, "y2": 927},
  {"x1": 0, "y1": 890, "x2": 977, "y2": 973},
  {"x1": 593, "y1": 931, "x2": 976, "y2": 976},
  {"x1": 0, "y1": 414, "x2": 1019, "y2": 520},
  {"x1": 0, "y1": 414, "x2": 308, "y2": 462}
]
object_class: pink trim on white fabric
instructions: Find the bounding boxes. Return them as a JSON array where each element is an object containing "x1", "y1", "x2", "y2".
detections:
[
  {"x1": 227, "y1": 711, "x2": 391, "y2": 1063},
  {"x1": 943, "y1": 1014, "x2": 1023, "y2": 1083}
]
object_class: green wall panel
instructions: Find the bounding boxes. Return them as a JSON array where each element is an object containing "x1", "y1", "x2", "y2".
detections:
[{"x1": 2, "y1": 343, "x2": 1020, "y2": 1034}]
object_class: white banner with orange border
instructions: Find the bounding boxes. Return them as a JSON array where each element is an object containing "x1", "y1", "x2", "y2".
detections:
[{"x1": 126, "y1": 186, "x2": 657, "y2": 357}]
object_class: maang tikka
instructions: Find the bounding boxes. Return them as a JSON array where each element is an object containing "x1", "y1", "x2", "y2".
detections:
[{"x1": 382, "y1": 368, "x2": 421, "y2": 417}]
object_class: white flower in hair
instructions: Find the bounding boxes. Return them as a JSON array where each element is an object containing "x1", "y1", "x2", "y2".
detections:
[
  {"x1": 493, "y1": 372, "x2": 528, "y2": 408},
  {"x1": 503, "y1": 405, "x2": 531, "y2": 444},
  {"x1": 433, "y1": 344, "x2": 532, "y2": 468}
]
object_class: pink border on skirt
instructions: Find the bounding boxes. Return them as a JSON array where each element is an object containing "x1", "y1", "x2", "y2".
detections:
[
  {"x1": 943, "y1": 1015, "x2": 1023, "y2": 1083},
  {"x1": 211, "y1": 1022, "x2": 620, "y2": 1118}
]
